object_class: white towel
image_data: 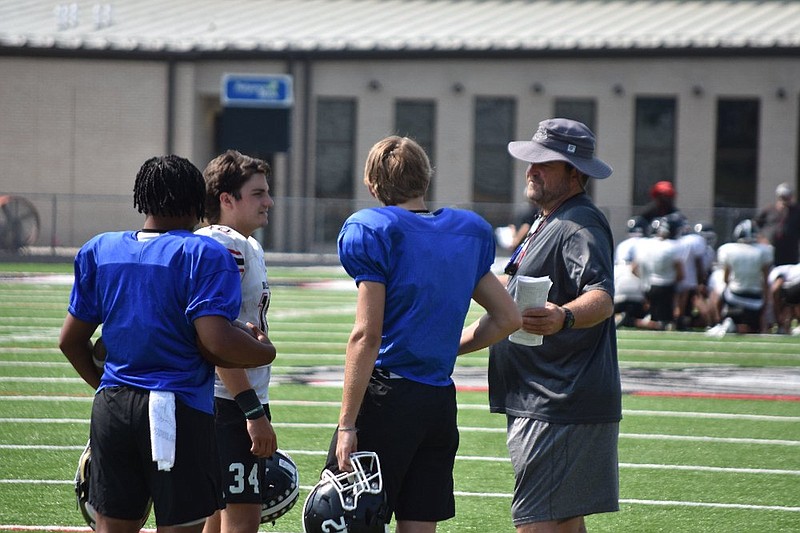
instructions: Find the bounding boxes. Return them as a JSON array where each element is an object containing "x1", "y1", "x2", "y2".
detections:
[{"x1": 148, "y1": 391, "x2": 176, "y2": 471}]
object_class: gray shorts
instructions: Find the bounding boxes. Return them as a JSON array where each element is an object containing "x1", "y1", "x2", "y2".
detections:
[{"x1": 506, "y1": 416, "x2": 619, "y2": 525}]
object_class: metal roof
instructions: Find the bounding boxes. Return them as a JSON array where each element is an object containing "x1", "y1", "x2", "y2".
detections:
[{"x1": 1, "y1": 0, "x2": 799, "y2": 56}]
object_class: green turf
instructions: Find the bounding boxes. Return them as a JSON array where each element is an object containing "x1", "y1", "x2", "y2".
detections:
[{"x1": 1, "y1": 265, "x2": 799, "y2": 532}]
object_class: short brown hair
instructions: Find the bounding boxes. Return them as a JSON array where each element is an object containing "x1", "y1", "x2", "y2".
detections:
[
  {"x1": 203, "y1": 150, "x2": 270, "y2": 224},
  {"x1": 363, "y1": 136, "x2": 431, "y2": 206}
]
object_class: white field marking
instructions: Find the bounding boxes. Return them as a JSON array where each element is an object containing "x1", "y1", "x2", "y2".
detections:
[
  {"x1": 2, "y1": 396, "x2": 799, "y2": 424},
  {"x1": 0, "y1": 396, "x2": 93, "y2": 401},
  {"x1": 266, "y1": 320, "x2": 353, "y2": 327},
  {"x1": 0, "y1": 361, "x2": 71, "y2": 368},
  {"x1": 2, "y1": 445, "x2": 799, "y2": 477},
  {"x1": 0, "y1": 485, "x2": 797, "y2": 516},
  {"x1": 0, "y1": 418, "x2": 89, "y2": 424},
  {"x1": 0, "y1": 355, "x2": 759, "y2": 367},
  {"x1": 271, "y1": 399, "x2": 342, "y2": 407},
  {"x1": 621, "y1": 433, "x2": 800, "y2": 446},
  {"x1": 621, "y1": 409, "x2": 800, "y2": 422},
  {"x1": 617, "y1": 499, "x2": 800, "y2": 512},
  {"x1": 268, "y1": 306, "x2": 355, "y2": 319},
  {"x1": 618, "y1": 360, "x2": 777, "y2": 368},
  {"x1": 2, "y1": 417, "x2": 798, "y2": 447},
  {"x1": 0, "y1": 527, "x2": 152, "y2": 533},
  {"x1": 3, "y1": 349, "x2": 791, "y2": 366},
  {"x1": 0, "y1": 318, "x2": 62, "y2": 323},
  {"x1": 621, "y1": 335, "x2": 800, "y2": 348},
  {"x1": 0, "y1": 335, "x2": 63, "y2": 343},
  {"x1": 616, "y1": 463, "x2": 800, "y2": 476},
  {"x1": 0, "y1": 354, "x2": 349, "y2": 364},
  {"x1": 0, "y1": 377, "x2": 84, "y2": 383},
  {"x1": 0, "y1": 348, "x2": 63, "y2": 353},
  {"x1": 617, "y1": 349, "x2": 800, "y2": 360}
]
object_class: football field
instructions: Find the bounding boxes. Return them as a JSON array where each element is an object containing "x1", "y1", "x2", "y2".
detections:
[{"x1": 0, "y1": 263, "x2": 799, "y2": 532}]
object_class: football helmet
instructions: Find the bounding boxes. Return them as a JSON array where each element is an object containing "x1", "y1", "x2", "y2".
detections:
[
  {"x1": 733, "y1": 219, "x2": 758, "y2": 243},
  {"x1": 75, "y1": 441, "x2": 152, "y2": 530},
  {"x1": 693, "y1": 221, "x2": 718, "y2": 247},
  {"x1": 302, "y1": 451, "x2": 389, "y2": 533},
  {"x1": 652, "y1": 212, "x2": 686, "y2": 239},
  {"x1": 261, "y1": 449, "x2": 300, "y2": 524},
  {"x1": 625, "y1": 216, "x2": 648, "y2": 236}
]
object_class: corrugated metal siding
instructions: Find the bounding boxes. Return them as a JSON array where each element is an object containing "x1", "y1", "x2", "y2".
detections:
[{"x1": 1, "y1": 0, "x2": 799, "y2": 53}]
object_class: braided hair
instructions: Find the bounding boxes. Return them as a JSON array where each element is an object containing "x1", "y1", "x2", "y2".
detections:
[{"x1": 133, "y1": 155, "x2": 206, "y2": 220}]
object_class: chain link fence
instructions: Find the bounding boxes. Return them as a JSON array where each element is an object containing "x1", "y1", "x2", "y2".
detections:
[{"x1": 0, "y1": 191, "x2": 760, "y2": 259}]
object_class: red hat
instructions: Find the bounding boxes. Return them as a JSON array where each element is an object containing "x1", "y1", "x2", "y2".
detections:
[{"x1": 650, "y1": 181, "x2": 675, "y2": 199}]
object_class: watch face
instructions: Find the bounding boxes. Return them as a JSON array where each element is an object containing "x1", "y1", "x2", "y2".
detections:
[{"x1": 563, "y1": 308, "x2": 574, "y2": 329}]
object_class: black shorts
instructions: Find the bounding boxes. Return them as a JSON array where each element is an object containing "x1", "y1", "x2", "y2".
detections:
[
  {"x1": 722, "y1": 290, "x2": 763, "y2": 330},
  {"x1": 646, "y1": 284, "x2": 676, "y2": 323},
  {"x1": 782, "y1": 281, "x2": 800, "y2": 305},
  {"x1": 325, "y1": 369, "x2": 459, "y2": 523},
  {"x1": 614, "y1": 300, "x2": 645, "y2": 325},
  {"x1": 90, "y1": 387, "x2": 224, "y2": 526},
  {"x1": 214, "y1": 397, "x2": 272, "y2": 504}
]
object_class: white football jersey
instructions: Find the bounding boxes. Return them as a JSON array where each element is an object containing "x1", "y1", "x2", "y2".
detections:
[
  {"x1": 717, "y1": 242, "x2": 773, "y2": 295},
  {"x1": 676, "y1": 232, "x2": 708, "y2": 291},
  {"x1": 195, "y1": 224, "x2": 272, "y2": 403},
  {"x1": 767, "y1": 262, "x2": 800, "y2": 286},
  {"x1": 615, "y1": 235, "x2": 642, "y2": 265},
  {"x1": 632, "y1": 236, "x2": 682, "y2": 289},
  {"x1": 614, "y1": 263, "x2": 645, "y2": 303}
]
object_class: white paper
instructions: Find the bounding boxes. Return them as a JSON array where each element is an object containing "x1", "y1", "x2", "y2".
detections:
[{"x1": 509, "y1": 275, "x2": 553, "y2": 346}]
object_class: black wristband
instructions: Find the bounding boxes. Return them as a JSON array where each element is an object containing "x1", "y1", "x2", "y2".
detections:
[{"x1": 234, "y1": 389, "x2": 266, "y2": 420}]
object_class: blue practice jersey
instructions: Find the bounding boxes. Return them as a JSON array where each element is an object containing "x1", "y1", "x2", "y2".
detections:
[
  {"x1": 338, "y1": 206, "x2": 495, "y2": 386},
  {"x1": 68, "y1": 230, "x2": 242, "y2": 414}
]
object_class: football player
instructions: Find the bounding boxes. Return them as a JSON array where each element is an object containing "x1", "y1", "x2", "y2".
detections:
[
  {"x1": 196, "y1": 150, "x2": 279, "y2": 533},
  {"x1": 59, "y1": 155, "x2": 275, "y2": 533},
  {"x1": 711, "y1": 220, "x2": 774, "y2": 335}
]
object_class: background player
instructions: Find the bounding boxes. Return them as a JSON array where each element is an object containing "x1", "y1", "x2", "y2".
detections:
[{"x1": 59, "y1": 155, "x2": 275, "y2": 533}]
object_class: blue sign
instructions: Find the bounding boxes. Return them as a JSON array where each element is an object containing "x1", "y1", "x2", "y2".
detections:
[{"x1": 221, "y1": 74, "x2": 293, "y2": 108}]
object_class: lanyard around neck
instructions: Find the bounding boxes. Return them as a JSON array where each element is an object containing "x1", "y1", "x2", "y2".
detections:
[{"x1": 503, "y1": 194, "x2": 578, "y2": 276}]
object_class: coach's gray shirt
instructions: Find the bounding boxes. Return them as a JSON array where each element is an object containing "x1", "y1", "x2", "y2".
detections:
[{"x1": 489, "y1": 193, "x2": 622, "y2": 424}]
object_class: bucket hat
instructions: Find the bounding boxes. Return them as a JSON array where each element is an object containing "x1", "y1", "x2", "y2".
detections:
[{"x1": 507, "y1": 118, "x2": 612, "y2": 179}]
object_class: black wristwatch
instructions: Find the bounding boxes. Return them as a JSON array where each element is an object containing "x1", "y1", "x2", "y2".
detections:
[{"x1": 561, "y1": 307, "x2": 575, "y2": 330}]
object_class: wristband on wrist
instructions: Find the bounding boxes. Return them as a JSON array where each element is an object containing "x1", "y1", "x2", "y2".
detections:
[
  {"x1": 337, "y1": 426, "x2": 358, "y2": 433},
  {"x1": 234, "y1": 389, "x2": 266, "y2": 420}
]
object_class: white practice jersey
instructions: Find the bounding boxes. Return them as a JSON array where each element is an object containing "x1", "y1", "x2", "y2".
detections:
[
  {"x1": 615, "y1": 235, "x2": 642, "y2": 265},
  {"x1": 614, "y1": 263, "x2": 645, "y2": 303},
  {"x1": 716, "y1": 242, "x2": 773, "y2": 295},
  {"x1": 767, "y1": 262, "x2": 800, "y2": 287},
  {"x1": 676, "y1": 232, "x2": 708, "y2": 291},
  {"x1": 195, "y1": 224, "x2": 272, "y2": 403},
  {"x1": 632, "y1": 236, "x2": 682, "y2": 289}
]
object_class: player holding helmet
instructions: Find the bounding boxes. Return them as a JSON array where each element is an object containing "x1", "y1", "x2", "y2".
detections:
[
  {"x1": 324, "y1": 136, "x2": 521, "y2": 532},
  {"x1": 195, "y1": 150, "x2": 289, "y2": 533},
  {"x1": 60, "y1": 155, "x2": 275, "y2": 533}
]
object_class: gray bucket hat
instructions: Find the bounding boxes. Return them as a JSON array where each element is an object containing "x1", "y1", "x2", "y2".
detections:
[{"x1": 508, "y1": 118, "x2": 613, "y2": 179}]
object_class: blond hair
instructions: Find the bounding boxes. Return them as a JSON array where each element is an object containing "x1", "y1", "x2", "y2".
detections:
[{"x1": 363, "y1": 136, "x2": 431, "y2": 205}]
